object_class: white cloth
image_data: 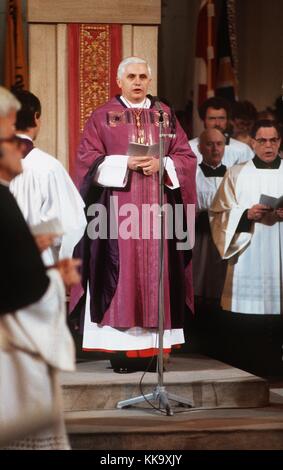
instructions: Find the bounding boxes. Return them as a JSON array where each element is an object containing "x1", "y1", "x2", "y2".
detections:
[
  {"x1": 120, "y1": 96, "x2": 151, "y2": 109},
  {"x1": 95, "y1": 155, "x2": 129, "y2": 188},
  {"x1": 82, "y1": 284, "x2": 184, "y2": 351},
  {"x1": 196, "y1": 167, "x2": 224, "y2": 212},
  {"x1": 94, "y1": 155, "x2": 180, "y2": 189},
  {"x1": 189, "y1": 136, "x2": 254, "y2": 166},
  {"x1": 193, "y1": 167, "x2": 227, "y2": 299},
  {"x1": 209, "y1": 160, "x2": 283, "y2": 314},
  {"x1": 10, "y1": 141, "x2": 87, "y2": 266},
  {"x1": 0, "y1": 269, "x2": 75, "y2": 449}
]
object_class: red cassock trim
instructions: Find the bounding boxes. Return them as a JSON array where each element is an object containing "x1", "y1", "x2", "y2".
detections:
[{"x1": 83, "y1": 346, "x2": 181, "y2": 357}]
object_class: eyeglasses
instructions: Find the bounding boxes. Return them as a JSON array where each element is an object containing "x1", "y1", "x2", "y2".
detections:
[{"x1": 254, "y1": 137, "x2": 280, "y2": 145}]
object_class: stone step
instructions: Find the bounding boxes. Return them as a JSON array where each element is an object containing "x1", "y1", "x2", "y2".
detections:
[
  {"x1": 61, "y1": 355, "x2": 269, "y2": 412},
  {"x1": 66, "y1": 404, "x2": 283, "y2": 450}
]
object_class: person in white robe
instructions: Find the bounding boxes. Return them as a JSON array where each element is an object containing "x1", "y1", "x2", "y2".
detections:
[
  {"x1": 191, "y1": 129, "x2": 227, "y2": 356},
  {"x1": 193, "y1": 128, "x2": 227, "y2": 304},
  {"x1": 209, "y1": 120, "x2": 283, "y2": 373},
  {"x1": 9, "y1": 90, "x2": 87, "y2": 266},
  {"x1": 189, "y1": 97, "x2": 254, "y2": 166}
]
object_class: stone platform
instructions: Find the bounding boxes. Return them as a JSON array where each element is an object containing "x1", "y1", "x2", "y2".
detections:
[
  {"x1": 66, "y1": 405, "x2": 283, "y2": 450},
  {"x1": 61, "y1": 354, "x2": 269, "y2": 412},
  {"x1": 61, "y1": 355, "x2": 283, "y2": 449}
]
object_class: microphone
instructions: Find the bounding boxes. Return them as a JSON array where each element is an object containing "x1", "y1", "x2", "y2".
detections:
[
  {"x1": 159, "y1": 109, "x2": 164, "y2": 123},
  {"x1": 148, "y1": 94, "x2": 177, "y2": 137},
  {"x1": 224, "y1": 132, "x2": 230, "y2": 145}
]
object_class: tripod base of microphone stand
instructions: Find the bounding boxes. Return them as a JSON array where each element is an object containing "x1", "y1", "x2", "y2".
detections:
[{"x1": 117, "y1": 385, "x2": 193, "y2": 416}]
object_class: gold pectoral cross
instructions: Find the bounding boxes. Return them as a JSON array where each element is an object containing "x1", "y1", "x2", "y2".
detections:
[
  {"x1": 137, "y1": 129, "x2": 145, "y2": 144},
  {"x1": 133, "y1": 110, "x2": 145, "y2": 144}
]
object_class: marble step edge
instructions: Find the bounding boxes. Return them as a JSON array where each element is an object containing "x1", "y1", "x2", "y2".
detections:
[{"x1": 65, "y1": 411, "x2": 283, "y2": 435}]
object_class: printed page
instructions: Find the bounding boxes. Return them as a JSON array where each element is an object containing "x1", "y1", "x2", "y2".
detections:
[{"x1": 127, "y1": 142, "x2": 159, "y2": 157}]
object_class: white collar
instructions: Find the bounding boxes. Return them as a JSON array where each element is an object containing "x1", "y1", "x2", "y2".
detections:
[
  {"x1": 120, "y1": 96, "x2": 151, "y2": 109},
  {"x1": 202, "y1": 160, "x2": 223, "y2": 169},
  {"x1": 16, "y1": 133, "x2": 33, "y2": 142}
]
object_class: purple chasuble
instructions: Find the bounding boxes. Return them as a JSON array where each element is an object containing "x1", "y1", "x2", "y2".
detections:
[{"x1": 70, "y1": 96, "x2": 197, "y2": 331}]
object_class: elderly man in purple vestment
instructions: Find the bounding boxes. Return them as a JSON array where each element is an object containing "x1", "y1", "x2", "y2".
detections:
[{"x1": 70, "y1": 56, "x2": 197, "y2": 372}]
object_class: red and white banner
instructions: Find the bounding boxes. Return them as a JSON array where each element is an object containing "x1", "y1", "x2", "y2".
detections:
[{"x1": 68, "y1": 24, "x2": 122, "y2": 182}]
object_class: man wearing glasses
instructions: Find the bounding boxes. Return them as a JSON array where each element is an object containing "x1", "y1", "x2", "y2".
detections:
[{"x1": 208, "y1": 120, "x2": 283, "y2": 374}]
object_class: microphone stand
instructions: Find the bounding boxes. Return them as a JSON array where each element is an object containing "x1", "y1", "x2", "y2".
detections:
[{"x1": 117, "y1": 108, "x2": 193, "y2": 416}]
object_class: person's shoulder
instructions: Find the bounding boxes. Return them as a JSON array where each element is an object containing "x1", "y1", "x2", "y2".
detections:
[
  {"x1": 25, "y1": 148, "x2": 64, "y2": 172},
  {"x1": 189, "y1": 136, "x2": 199, "y2": 145},
  {"x1": 0, "y1": 183, "x2": 19, "y2": 217},
  {"x1": 196, "y1": 164, "x2": 205, "y2": 177},
  {"x1": 25, "y1": 147, "x2": 57, "y2": 165},
  {"x1": 155, "y1": 100, "x2": 179, "y2": 120},
  {"x1": 226, "y1": 160, "x2": 250, "y2": 181},
  {"x1": 229, "y1": 137, "x2": 252, "y2": 152},
  {"x1": 157, "y1": 100, "x2": 170, "y2": 112},
  {"x1": 90, "y1": 96, "x2": 123, "y2": 115},
  {"x1": 229, "y1": 160, "x2": 250, "y2": 170},
  {"x1": 225, "y1": 140, "x2": 254, "y2": 163}
]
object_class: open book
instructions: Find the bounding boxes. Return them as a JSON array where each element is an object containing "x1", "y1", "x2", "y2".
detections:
[
  {"x1": 259, "y1": 194, "x2": 283, "y2": 209},
  {"x1": 127, "y1": 142, "x2": 159, "y2": 157}
]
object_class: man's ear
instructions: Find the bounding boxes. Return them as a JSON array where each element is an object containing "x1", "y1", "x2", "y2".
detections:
[
  {"x1": 116, "y1": 77, "x2": 122, "y2": 89},
  {"x1": 34, "y1": 112, "x2": 41, "y2": 126},
  {"x1": 251, "y1": 138, "x2": 257, "y2": 152}
]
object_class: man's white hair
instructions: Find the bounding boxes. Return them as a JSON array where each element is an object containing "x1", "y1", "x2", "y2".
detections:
[
  {"x1": 0, "y1": 86, "x2": 21, "y2": 117},
  {"x1": 117, "y1": 57, "x2": 151, "y2": 80}
]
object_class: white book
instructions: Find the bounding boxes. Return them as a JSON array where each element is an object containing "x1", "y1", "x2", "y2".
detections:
[
  {"x1": 127, "y1": 142, "x2": 159, "y2": 157},
  {"x1": 259, "y1": 194, "x2": 283, "y2": 209}
]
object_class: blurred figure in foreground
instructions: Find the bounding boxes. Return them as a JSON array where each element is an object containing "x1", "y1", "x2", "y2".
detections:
[{"x1": 0, "y1": 87, "x2": 80, "y2": 449}]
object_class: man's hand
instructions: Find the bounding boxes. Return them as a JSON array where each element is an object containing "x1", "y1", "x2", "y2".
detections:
[
  {"x1": 34, "y1": 233, "x2": 58, "y2": 252},
  {"x1": 247, "y1": 204, "x2": 271, "y2": 221},
  {"x1": 55, "y1": 259, "x2": 81, "y2": 288},
  {"x1": 127, "y1": 156, "x2": 159, "y2": 175},
  {"x1": 141, "y1": 157, "x2": 159, "y2": 176}
]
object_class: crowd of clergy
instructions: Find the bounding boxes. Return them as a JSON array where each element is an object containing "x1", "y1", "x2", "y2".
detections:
[{"x1": 0, "y1": 56, "x2": 283, "y2": 448}]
